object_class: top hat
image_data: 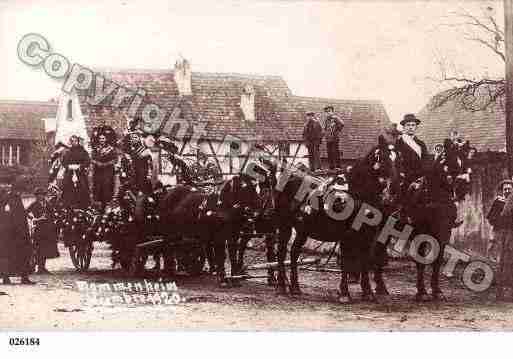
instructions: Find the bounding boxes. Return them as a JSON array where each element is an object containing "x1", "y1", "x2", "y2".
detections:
[
  {"x1": 323, "y1": 105, "x2": 334, "y2": 112},
  {"x1": 34, "y1": 187, "x2": 47, "y2": 196},
  {"x1": 400, "y1": 113, "x2": 421, "y2": 126},
  {"x1": 497, "y1": 179, "x2": 513, "y2": 193}
]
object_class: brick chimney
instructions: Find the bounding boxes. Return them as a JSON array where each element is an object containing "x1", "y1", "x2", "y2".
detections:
[
  {"x1": 174, "y1": 58, "x2": 192, "y2": 95},
  {"x1": 240, "y1": 84, "x2": 255, "y2": 122}
]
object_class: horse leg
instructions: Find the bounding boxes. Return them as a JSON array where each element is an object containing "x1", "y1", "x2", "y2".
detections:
[
  {"x1": 162, "y1": 247, "x2": 176, "y2": 279},
  {"x1": 227, "y1": 232, "x2": 239, "y2": 277},
  {"x1": 237, "y1": 234, "x2": 250, "y2": 275},
  {"x1": 415, "y1": 262, "x2": 429, "y2": 301},
  {"x1": 373, "y1": 242, "x2": 390, "y2": 295},
  {"x1": 276, "y1": 225, "x2": 291, "y2": 295},
  {"x1": 431, "y1": 242, "x2": 447, "y2": 301},
  {"x1": 360, "y1": 271, "x2": 376, "y2": 302},
  {"x1": 338, "y1": 242, "x2": 351, "y2": 303},
  {"x1": 205, "y1": 240, "x2": 216, "y2": 274},
  {"x1": 289, "y1": 231, "x2": 307, "y2": 295},
  {"x1": 214, "y1": 234, "x2": 228, "y2": 287},
  {"x1": 265, "y1": 233, "x2": 277, "y2": 286}
]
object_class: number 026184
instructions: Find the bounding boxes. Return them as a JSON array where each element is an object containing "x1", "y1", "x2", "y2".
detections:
[{"x1": 9, "y1": 337, "x2": 40, "y2": 346}]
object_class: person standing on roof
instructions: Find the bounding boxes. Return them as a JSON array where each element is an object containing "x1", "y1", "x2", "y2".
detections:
[
  {"x1": 323, "y1": 105, "x2": 344, "y2": 170},
  {"x1": 302, "y1": 112, "x2": 323, "y2": 171}
]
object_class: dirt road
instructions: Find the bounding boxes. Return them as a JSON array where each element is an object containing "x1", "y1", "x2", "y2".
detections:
[{"x1": 1, "y1": 242, "x2": 512, "y2": 331}]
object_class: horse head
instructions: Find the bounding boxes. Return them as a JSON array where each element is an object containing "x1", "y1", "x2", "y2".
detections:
[
  {"x1": 356, "y1": 131, "x2": 405, "y2": 210},
  {"x1": 219, "y1": 173, "x2": 260, "y2": 221}
]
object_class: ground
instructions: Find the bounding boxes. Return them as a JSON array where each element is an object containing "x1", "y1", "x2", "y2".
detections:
[{"x1": 1, "y1": 241, "x2": 512, "y2": 331}]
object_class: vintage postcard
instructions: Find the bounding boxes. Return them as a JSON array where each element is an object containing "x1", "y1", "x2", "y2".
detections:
[{"x1": 1, "y1": 0, "x2": 513, "y2": 352}]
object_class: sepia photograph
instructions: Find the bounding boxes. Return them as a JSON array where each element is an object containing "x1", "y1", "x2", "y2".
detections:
[{"x1": 2, "y1": 0, "x2": 513, "y2": 354}]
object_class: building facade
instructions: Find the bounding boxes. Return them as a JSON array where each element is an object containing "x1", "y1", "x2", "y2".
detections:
[
  {"x1": 0, "y1": 100, "x2": 57, "y2": 184},
  {"x1": 64, "y1": 59, "x2": 390, "y2": 182}
]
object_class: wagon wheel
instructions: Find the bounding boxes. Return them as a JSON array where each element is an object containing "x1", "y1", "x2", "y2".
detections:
[
  {"x1": 178, "y1": 245, "x2": 206, "y2": 276},
  {"x1": 68, "y1": 233, "x2": 93, "y2": 272}
]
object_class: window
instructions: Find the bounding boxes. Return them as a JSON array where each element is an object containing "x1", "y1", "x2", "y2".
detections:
[
  {"x1": 279, "y1": 142, "x2": 290, "y2": 158},
  {"x1": 0, "y1": 144, "x2": 22, "y2": 166}
]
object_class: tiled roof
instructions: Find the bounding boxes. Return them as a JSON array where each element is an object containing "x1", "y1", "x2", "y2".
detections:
[
  {"x1": 80, "y1": 68, "x2": 391, "y2": 159},
  {"x1": 416, "y1": 96, "x2": 506, "y2": 153},
  {"x1": 0, "y1": 100, "x2": 57, "y2": 140}
]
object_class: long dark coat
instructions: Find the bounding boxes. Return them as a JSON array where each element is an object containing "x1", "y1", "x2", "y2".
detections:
[
  {"x1": 396, "y1": 135, "x2": 429, "y2": 184},
  {"x1": 92, "y1": 145, "x2": 117, "y2": 204},
  {"x1": 62, "y1": 145, "x2": 91, "y2": 208},
  {"x1": 0, "y1": 191, "x2": 32, "y2": 276},
  {"x1": 27, "y1": 201, "x2": 59, "y2": 259}
]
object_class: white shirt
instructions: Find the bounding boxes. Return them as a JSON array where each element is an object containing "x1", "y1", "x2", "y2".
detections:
[{"x1": 401, "y1": 134, "x2": 421, "y2": 158}]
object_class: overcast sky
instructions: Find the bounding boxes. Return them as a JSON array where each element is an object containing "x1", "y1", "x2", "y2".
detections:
[{"x1": 0, "y1": 0, "x2": 505, "y2": 123}]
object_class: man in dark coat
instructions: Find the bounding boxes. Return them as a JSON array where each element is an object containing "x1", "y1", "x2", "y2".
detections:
[
  {"x1": 303, "y1": 112, "x2": 323, "y2": 171},
  {"x1": 62, "y1": 135, "x2": 91, "y2": 209},
  {"x1": 0, "y1": 178, "x2": 35, "y2": 284},
  {"x1": 121, "y1": 123, "x2": 153, "y2": 195},
  {"x1": 487, "y1": 179, "x2": 513, "y2": 260},
  {"x1": 91, "y1": 128, "x2": 117, "y2": 210},
  {"x1": 323, "y1": 105, "x2": 344, "y2": 170},
  {"x1": 395, "y1": 113, "x2": 429, "y2": 185},
  {"x1": 27, "y1": 187, "x2": 59, "y2": 274}
]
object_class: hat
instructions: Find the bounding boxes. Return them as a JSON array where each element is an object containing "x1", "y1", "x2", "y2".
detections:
[
  {"x1": 323, "y1": 105, "x2": 334, "y2": 112},
  {"x1": 306, "y1": 112, "x2": 316, "y2": 117},
  {"x1": 34, "y1": 187, "x2": 47, "y2": 196},
  {"x1": 400, "y1": 113, "x2": 421, "y2": 126},
  {"x1": 497, "y1": 179, "x2": 513, "y2": 192}
]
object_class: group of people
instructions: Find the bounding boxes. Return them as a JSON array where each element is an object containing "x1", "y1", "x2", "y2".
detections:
[
  {"x1": 0, "y1": 182, "x2": 59, "y2": 284},
  {"x1": 303, "y1": 105, "x2": 345, "y2": 171},
  {"x1": 304, "y1": 108, "x2": 428, "y2": 177},
  {"x1": 0, "y1": 118, "x2": 224, "y2": 285}
]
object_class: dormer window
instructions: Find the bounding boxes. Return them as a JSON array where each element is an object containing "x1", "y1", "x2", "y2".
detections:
[{"x1": 240, "y1": 84, "x2": 255, "y2": 122}]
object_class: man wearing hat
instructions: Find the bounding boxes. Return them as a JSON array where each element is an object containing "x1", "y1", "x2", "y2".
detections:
[
  {"x1": 396, "y1": 113, "x2": 428, "y2": 185},
  {"x1": 0, "y1": 177, "x2": 35, "y2": 284},
  {"x1": 27, "y1": 187, "x2": 59, "y2": 274},
  {"x1": 302, "y1": 111, "x2": 323, "y2": 171},
  {"x1": 323, "y1": 105, "x2": 344, "y2": 170}
]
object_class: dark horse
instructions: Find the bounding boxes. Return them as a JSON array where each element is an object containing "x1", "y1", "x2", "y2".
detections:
[
  {"x1": 272, "y1": 131, "x2": 405, "y2": 302},
  {"x1": 384, "y1": 138, "x2": 476, "y2": 301},
  {"x1": 157, "y1": 171, "x2": 260, "y2": 285}
]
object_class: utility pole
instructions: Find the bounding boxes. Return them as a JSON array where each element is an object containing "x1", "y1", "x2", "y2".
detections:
[{"x1": 505, "y1": 0, "x2": 513, "y2": 175}]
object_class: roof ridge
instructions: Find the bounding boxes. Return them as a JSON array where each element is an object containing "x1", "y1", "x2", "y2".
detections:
[
  {"x1": 291, "y1": 95, "x2": 384, "y2": 105},
  {"x1": 0, "y1": 99, "x2": 57, "y2": 106},
  {"x1": 93, "y1": 67, "x2": 286, "y2": 80}
]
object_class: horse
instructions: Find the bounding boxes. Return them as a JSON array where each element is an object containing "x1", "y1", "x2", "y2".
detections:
[
  {"x1": 272, "y1": 131, "x2": 405, "y2": 302},
  {"x1": 157, "y1": 173, "x2": 261, "y2": 285},
  {"x1": 386, "y1": 137, "x2": 476, "y2": 301}
]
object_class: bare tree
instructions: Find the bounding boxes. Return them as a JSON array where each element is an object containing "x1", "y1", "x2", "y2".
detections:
[{"x1": 429, "y1": 6, "x2": 506, "y2": 111}]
